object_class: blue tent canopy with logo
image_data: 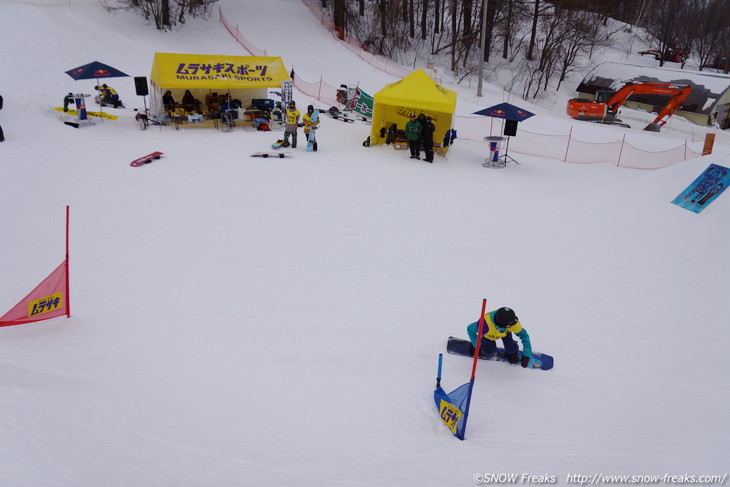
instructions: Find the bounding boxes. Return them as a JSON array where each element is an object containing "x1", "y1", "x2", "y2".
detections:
[
  {"x1": 65, "y1": 61, "x2": 129, "y2": 119},
  {"x1": 472, "y1": 102, "x2": 535, "y2": 121},
  {"x1": 65, "y1": 61, "x2": 129, "y2": 81}
]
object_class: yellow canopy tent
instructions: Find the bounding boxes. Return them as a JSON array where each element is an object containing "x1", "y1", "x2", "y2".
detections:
[
  {"x1": 149, "y1": 52, "x2": 290, "y2": 118},
  {"x1": 370, "y1": 69, "x2": 457, "y2": 150}
]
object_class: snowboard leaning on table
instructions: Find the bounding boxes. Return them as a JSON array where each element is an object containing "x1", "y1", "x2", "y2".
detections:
[
  {"x1": 446, "y1": 336, "x2": 554, "y2": 370},
  {"x1": 131, "y1": 151, "x2": 164, "y2": 167}
]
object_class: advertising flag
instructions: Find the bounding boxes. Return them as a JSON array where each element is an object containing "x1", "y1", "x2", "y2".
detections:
[
  {"x1": 337, "y1": 87, "x2": 373, "y2": 119},
  {"x1": 434, "y1": 382, "x2": 471, "y2": 439},
  {"x1": 434, "y1": 299, "x2": 487, "y2": 440},
  {"x1": 0, "y1": 261, "x2": 69, "y2": 327}
]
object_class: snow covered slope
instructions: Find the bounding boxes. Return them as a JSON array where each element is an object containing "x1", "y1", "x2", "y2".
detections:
[{"x1": 0, "y1": 1, "x2": 728, "y2": 485}]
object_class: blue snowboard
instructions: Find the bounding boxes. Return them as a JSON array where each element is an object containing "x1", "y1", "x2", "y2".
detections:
[
  {"x1": 447, "y1": 336, "x2": 553, "y2": 370},
  {"x1": 307, "y1": 111, "x2": 319, "y2": 152}
]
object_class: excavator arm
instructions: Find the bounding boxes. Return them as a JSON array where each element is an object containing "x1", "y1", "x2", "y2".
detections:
[
  {"x1": 647, "y1": 84, "x2": 692, "y2": 128},
  {"x1": 566, "y1": 81, "x2": 692, "y2": 131}
]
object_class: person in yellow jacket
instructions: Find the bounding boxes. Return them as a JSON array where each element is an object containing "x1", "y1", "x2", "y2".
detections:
[
  {"x1": 283, "y1": 101, "x2": 300, "y2": 148},
  {"x1": 96, "y1": 84, "x2": 123, "y2": 108},
  {"x1": 302, "y1": 105, "x2": 320, "y2": 151},
  {"x1": 467, "y1": 307, "x2": 537, "y2": 368}
]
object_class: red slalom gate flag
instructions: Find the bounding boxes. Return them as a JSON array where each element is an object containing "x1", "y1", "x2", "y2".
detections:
[{"x1": 0, "y1": 260, "x2": 70, "y2": 327}]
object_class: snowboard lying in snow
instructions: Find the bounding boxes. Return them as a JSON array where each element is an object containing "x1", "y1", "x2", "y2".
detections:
[
  {"x1": 251, "y1": 152, "x2": 289, "y2": 158},
  {"x1": 131, "y1": 151, "x2": 164, "y2": 167},
  {"x1": 446, "y1": 336, "x2": 554, "y2": 370},
  {"x1": 54, "y1": 106, "x2": 118, "y2": 120}
]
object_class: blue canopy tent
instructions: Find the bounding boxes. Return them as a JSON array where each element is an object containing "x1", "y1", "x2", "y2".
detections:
[{"x1": 65, "y1": 61, "x2": 129, "y2": 120}]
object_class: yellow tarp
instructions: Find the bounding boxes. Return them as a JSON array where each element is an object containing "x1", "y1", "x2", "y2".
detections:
[
  {"x1": 371, "y1": 69, "x2": 457, "y2": 146},
  {"x1": 150, "y1": 52, "x2": 290, "y2": 90}
]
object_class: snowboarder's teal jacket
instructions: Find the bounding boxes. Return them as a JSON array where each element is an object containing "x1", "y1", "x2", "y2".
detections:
[{"x1": 467, "y1": 309, "x2": 532, "y2": 358}]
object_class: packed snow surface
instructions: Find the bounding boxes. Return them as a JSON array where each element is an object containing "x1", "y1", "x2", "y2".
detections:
[{"x1": 0, "y1": 0, "x2": 728, "y2": 485}]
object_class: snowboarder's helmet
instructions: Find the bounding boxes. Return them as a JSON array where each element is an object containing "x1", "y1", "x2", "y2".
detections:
[
  {"x1": 308, "y1": 105, "x2": 314, "y2": 112},
  {"x1": 409, "y1": 113, "x2": 415, "y2": 117},
  {"x1": 494, "y1": 307, "x2": 518, "y2": 327}
]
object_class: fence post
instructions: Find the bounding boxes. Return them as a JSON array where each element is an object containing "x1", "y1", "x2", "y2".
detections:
[
  {"x1": 684, "y1": 140, "x2": 687, "y2": 161},
  {"x1": 318, "y1": 76, "x2": 323, "y2": 101},
  {"x1": 617, "y1": 134, "x2": 625, "y2": 167},
  {"x1": 564, "y1": 126, "x2": 573, "y2": 162}
]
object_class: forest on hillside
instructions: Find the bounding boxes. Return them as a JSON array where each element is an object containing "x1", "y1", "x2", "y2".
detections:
[{"x1": 118, "y1": 0, "x2": 730, "y2": 99}]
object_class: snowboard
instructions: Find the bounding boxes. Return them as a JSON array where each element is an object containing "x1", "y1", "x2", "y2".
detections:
[
  {"x1": 446, "y1": 336, "x2": 553, "y2": 371},
  {"x1": 131, "y1": 151, "x2": 164, "y2": 167},
  {"x1": 272, "y1": 140, "x2": 284, "y2": 149},
  {"x1": 307, "y1": 111, "x2": 319, "y2": 152},
  {"x1": 251, "y1": 152, "x2": 288, "y2": 158},
  {"x1": 54, "y1": 107, "x2": 118, "y2": 120},
  {"x1": 329, "y1": 113, "x2": 355, "y2": 123}
]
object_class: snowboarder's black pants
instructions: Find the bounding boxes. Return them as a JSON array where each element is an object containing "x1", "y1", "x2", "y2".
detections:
[
  {"x1": 424, "y1": 145, "x2": 434, "y2": 162},
  {"x1": 408, "y1": 140, "x2": 420, "y2": 157}
]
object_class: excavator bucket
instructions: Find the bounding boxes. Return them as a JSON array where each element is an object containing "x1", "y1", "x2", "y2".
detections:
[{"x1": 644, "y1": 123, "x2": 661, "y2": 132}]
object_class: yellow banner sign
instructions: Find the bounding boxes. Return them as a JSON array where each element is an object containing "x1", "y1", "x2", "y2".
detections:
[
  {"x1": 439, "y1": 399, "x2": 463, "y2": 435},
  {"x1": 28, "y1": 293, "x2": 63, "y2": 318},
  {"x1": 150, "y1": 52, "x2": 290, "y2": 90}
]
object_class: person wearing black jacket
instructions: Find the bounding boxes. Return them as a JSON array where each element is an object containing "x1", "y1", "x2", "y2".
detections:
[{"x1": 421, "y1": 116, "x2": 436, "y2": 163}]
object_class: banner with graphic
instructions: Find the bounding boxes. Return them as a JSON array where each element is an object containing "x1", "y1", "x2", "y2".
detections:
[
  {"x1": 337, "y1": 87, "x2": 373, "y2": 118},
  {"x1": 0, "y1": 261, "x2": 69, "y2": 327},
  {"x1": 434, "y1": 382, "x2": 471, "y2": 440},
  {"x1": 671, "y1": 164, "x2": 729, "y2": 214}
]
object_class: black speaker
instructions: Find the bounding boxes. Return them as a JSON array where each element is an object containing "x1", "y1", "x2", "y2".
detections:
[
  {"x1": 504, "y1": 119, "x2": 518, "y2": 137},
  {"x1": 134, "y1": 76, "x2": 149, "y2": 96}
]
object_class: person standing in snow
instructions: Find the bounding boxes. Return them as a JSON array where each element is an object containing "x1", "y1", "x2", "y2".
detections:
[
  {"x1": 421, "y1": 116, "x2": 436, "y2": 163},
  {"x1": 405, "y1": 112, "x2": 422, "y2": 159},
  {"x1": 302, "y1": 104, "x2": 320, "y2": 151},
  {"x1": 283, "y1": 100, "x2": 300, "y2": 148},
  {"x1": 467, "y1": 307, "x2": 537, "y2": 368}
]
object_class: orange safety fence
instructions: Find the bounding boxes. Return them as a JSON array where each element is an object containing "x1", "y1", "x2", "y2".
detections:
[
  {"x1": 455, "y1": 115, "x2": 704, "y2": 169},
  {"x1": 219, "y1": 7, "x2": 267, "y2": 57},
  {"x1": 219, "y1": 6, "x2": 342, "y2": 106},
  {"x1": 299, "y1": 0, "x2": 411, "y2": 79},
  {"x1": 220, "y1": 3, "x2": 409, "y2": 108}
]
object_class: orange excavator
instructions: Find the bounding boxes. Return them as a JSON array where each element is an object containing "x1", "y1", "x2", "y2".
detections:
[{"x1": 566, "y1": 82, "x2": 692, "y2": 131}]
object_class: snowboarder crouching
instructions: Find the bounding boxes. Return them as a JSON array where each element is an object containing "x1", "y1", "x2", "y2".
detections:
[
  {"x1": 467, "y1": 307, "x2": 537, "y2": 368},
  {"x1": 95, "y1": 84, "x2": 122, "y2": 108}
]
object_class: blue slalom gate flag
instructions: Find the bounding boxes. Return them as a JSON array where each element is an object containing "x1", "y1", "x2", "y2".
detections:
[
  {"x1": 434, "y1": 378, "x2": 472, "y2": 440},
  {"x1": 434, "y1": 299, "x2": 488, "y2": 440}
]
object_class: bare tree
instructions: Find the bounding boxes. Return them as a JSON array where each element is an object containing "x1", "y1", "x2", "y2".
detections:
[
  {"x1": 643, "y1": 0, "x2": 685, "y2": 67},
  {"x1": 112, "y1": 0, "x2": 218, "y2": 30}
]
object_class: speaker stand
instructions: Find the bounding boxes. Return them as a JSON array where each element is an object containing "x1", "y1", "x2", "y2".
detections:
[{"x1": 499, "y1": 136, "x2": 519, "y2": 164}]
